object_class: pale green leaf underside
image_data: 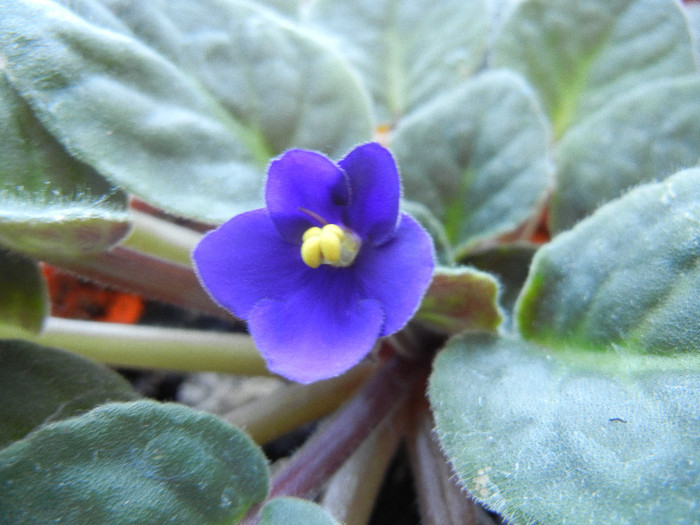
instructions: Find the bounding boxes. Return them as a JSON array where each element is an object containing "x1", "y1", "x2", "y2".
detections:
[
  {"x1": 260, "y1": 497, "x2": 340, "y2": 525},
  {"x1": 0, "y1": 0, "x2": 372, "y2": 223},
  {"x1": 305, "y1": 0, "x2": 490, "y2": 123},
  {"x1": 551, "y1": 77, "x2": 700, "y2": 232},
  {"x1": 518, "y1": 168, "x2": 700, "y2": 355},
  {"x1": 0, "y1": 339, "x2": 138, "y2": 449},
  {"x1": 392, "y1": 70, "x2": 552, "y2": 255},
  {"x1": 492, "y1": 0, "x2": 697, "y2": 138},
  {"x1": 429, "y1": 333, "x2": 700, "y2": 524},
  {"x1": 415, "y1": 266, "x2": 502, "y2": 335},
  {"x1": 0, "y1": 251, "x2": 47, "y2": 335},
  {"x1": 0, "y1": 400, "x2": 269, "y2": 524},
  {"x1": 0, "y1": 72, "x2": 130, "y2": 257}
]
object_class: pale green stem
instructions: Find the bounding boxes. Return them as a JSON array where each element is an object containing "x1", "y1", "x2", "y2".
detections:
[
  {"x1": 321, "y1": 399, "x2": 406, "y2": 525},
  {"x1": 224, "y1": 362, "x2": 375, "y2": 444},
  {"x1": 121, "y1": 210, "x2": 203, "y2": 266},
  {"x1": 16, "y1": 317, "x2": 267, "y2": 375}
]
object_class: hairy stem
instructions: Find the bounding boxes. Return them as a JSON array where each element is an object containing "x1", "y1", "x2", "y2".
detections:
[
  {"x1": 267, "y1": 351, "x2": 425, "y2": 500},
  {"x1": 407, "y1": 394, "x2": 481, "y2": 525},
  {"x1": 321, "y1": 397, "x2": 406, "y2": 525}
]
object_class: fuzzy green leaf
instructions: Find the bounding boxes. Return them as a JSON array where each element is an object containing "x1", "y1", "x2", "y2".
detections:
[
  {"x1": 305, "y1": 0, "x2": 490, "y2": 123},
  {"x1": 0, "y1": 252, "x2": 47, "y2": 336},
  {"x1": 551, "y1": 77, "x2": 700, "y2": 232},
  {"x1": 0, "y1": 339, "x2": 138, "y2": 449},
  {"x1": 429, "y1": 333, "x2": 700, "y2": 524},
  {"x1": 492, "y1": 0, "x2": 697, "y2": 138},
  {"x1": 0, "y1": 72, "x2": 129, "y2": 258},
  {"x1": 260, "y1": 497, "x2": 340, "y2": 525},
  {"x1": 518, "y1": 168, "x2": 700, "y2": 355},
  {"x1": 0, "y1": 400, "x2": 269, "y2": 524},
  {"x1": 0, "y1": 0, "x2": 372, "y2": 223},
  {"x1": 392, "y1": 70, "x2": 552, "y2": 256}
]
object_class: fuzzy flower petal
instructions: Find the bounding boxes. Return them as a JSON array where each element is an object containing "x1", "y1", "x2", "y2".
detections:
[
  {"x1": 353, "y1": 213, "x2": 435, "y2": 336},
  {"x1": 266, "y1": 150, "x2": 349, "y2": 243},
  {"x1": 248, "y1": 273, "x2": 384, "y2": 383},
  {"x1": 339, "y1": 142, "x2": 401, "y2": 245},
  {"x1": 192, "y1": 209, "x2": 308, "y2": 319}
]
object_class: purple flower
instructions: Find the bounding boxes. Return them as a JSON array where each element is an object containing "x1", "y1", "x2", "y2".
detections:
[{"x1": 193, "y1": 143, "x2": 434, "y2": 383}]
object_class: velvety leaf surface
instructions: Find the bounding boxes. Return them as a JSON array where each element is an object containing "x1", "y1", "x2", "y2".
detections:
[
  {"x1": 462, "y1": 242, "x2": 538, "y2": 318},
  {"x1": 305, "y1": 0, "x2": 490, "y2": 123},
  {"x1": 0, "y1": 340, "x2": 138, "y2": 449},
  {"x1": 415, "y1": 266, "x2": 502, "y2": 335},
  {"x1": 0, "y1": 0, "x2": 372, "y2": 223},
  {"x1": 687, "y1": 3, "x2": 700, "y2": 60},
  {"x1": 0, "y1": 252, "x2": 47, "y2": 336},
  {"x1": 429, "y1": 333, "x2": 700, "y2": 524},
  {"x1": 491, "y1": 0, "x2": 697, "y2": 138},
  {"x1": 0, "y1": 400, "x2": 269, "y2": 524},
  {"x1": 518, "y1": 168, "x2": 700, "y2": 355},
  {"x1": 260, "y1": 497, "x2": 340, "y2": 525},
  {"x1": 0, "y1": 72, "x2": 130, "y2": 257},
  {"x1": 392, "y1": 71, "x2": 552, "y2": 255},
  {"x1": 551, "y1": 77, "x2": 700, "y2": 232}
]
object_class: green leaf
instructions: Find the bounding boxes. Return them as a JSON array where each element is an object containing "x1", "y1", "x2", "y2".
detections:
[
  {"x1": 415, "y1": 266, "x2": 502, "y2": 335},
  {"x1": 0, "y1": 72, "x2": 130, "y2": 258},
  {"x1": 518, "y1": 168, "x2": 700, "y2": 355},
  {"x1": 305, "y1": 0, "x2": 490, "y2": 123},
  {"x1": 687, "y1": 3, "x2": 700, "y2": 61},
  {"x1": 260, "y1": 497, "x2": 340, "y2": 525},
  {"x1": 429, "y1": 333, "x2": 700, "y2": 524},
  {"x1": 462, "y1": 242, "x2": 538, "y2": 317},
  {"x1": 400, "y1": 200, "x2": 454, "y2": 265},
  {"x1": 491, "y1": 0, "x2": 697, "y2": 138},
  {"x1": 0, "y1": 400, "x2": 269, "y2": 524},
  {"x1": 392, "y1": 70, "x2": 552, "y2": 256},
  {"x1": 0, "y1": 0, "x2": 372, "y2": 223},
  {"x1": 551, "y1": 77, "x2": 700, "y2": 232},
  {"x1": 0, "y1": 251, "x2": 47, "y2": 336},
  {"x1": 0, "y1": 339, "x2": 138, "y2": 449}
]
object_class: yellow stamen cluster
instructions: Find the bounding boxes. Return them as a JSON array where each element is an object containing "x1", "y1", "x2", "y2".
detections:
[{"x1": 301, "y1": 224, "x2": 359, "y2": 268}]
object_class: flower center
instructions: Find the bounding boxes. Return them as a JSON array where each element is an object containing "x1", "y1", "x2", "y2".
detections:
[{"x1": 300, "y1": 223, "x2": 361, "y2": 269}]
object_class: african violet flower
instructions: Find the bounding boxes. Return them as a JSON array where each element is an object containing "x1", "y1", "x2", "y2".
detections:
[{"x1": 193, "y1": 143, "x2": 434, "y2": 383}]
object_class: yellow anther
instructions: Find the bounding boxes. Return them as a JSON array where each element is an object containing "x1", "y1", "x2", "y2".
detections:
[
  {"x1": 300, "y1": 223, "x2": 360, "y2": 269},
  {"x1": 322, "y1": 224, "x2": 344, "y2": 239},
  {"x1": 320, "y1": 227, "x2": 342, "y2": 263},
  {"x1": 300, "y1": 235, "x2": 322, "y2": 268},
  {"x1": 302, "y1": 227, "x2": 322, "y2": 242}
]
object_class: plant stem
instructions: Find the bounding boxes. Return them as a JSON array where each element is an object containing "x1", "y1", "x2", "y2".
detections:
[
  {"x1": 269, "y1": 347, "x2": 428, "y2": 499},
  {"x1": 50, "y1": 246, "x2": 232, "y2": 320},
  {"x1": 407, "y1": 394, "x2": 480, "y2": 525},
  {"x1": 121, "y1": 210, "x2": 202, "y2": 266},
  {"x1": 19, "y1": 317, "x2": 267, "y2": 374},
  {"x1": 225, "y1": 362, "x2": 374, "y2": 444},
  {"x1": 321, "y1": 397, "x2": 406, "y2": 525}
]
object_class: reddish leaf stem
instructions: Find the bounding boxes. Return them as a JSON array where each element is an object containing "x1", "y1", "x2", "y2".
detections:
[
  {"x1": 48, "y1": 246, "x2": 232, "y2": 320},
  {"x1": 407, "y1": 394, "x2": 481, "y2": 525},
  {"x1": 241, "y1": 347, "x2": 429, "y2": 524}
]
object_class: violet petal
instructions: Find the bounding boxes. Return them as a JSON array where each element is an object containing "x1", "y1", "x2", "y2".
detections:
[
  {"x1": 266, "y1": 149, "x2": 350, "y2": 243},
  {"x1": 192, "y1": 209, "x2": 309, "y2": 319},
  {"x1": 339, "y1": 143, "x2": 401, "y2": 245},
  {"x1": 248, "y1": 269, "x2": 385, "y2": 383},
  {"x1": 354, "y1": 213, "x2": 435, "y2": 336}
]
